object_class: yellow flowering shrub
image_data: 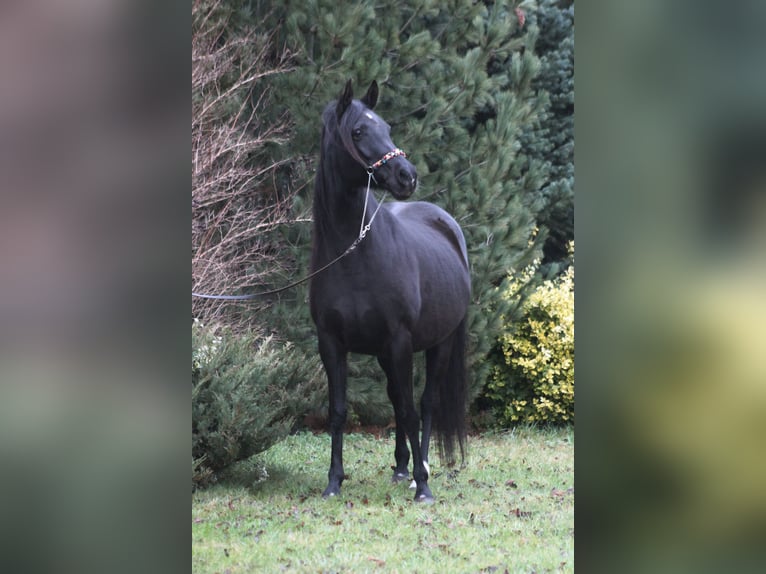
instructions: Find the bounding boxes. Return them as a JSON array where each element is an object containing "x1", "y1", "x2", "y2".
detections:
[{"x1": 486, "y1": 246, "x2": 574, "y2": 425}]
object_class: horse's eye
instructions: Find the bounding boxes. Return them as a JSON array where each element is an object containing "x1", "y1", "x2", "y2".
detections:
[{"x1": 353, "y1": 128, "x2": 362, "y2": 139}]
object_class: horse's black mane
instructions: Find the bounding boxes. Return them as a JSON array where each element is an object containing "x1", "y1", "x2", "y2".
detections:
[{"x1": 311, "y1": 98, "x2": 377, "y2": 266}]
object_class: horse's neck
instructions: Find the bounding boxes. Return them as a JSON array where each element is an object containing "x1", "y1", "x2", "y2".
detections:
[{"x1": 313, "y1": 160, "x2": 376, "y2": 252}]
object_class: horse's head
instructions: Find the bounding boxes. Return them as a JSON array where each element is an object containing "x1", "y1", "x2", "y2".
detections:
[{"x1": 334, "y1": 80, "x2": 418, "y2": 200}]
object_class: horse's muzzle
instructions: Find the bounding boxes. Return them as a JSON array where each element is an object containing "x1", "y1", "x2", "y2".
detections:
[{"x1": 386, "y1": 158, "x2": 417, "y2": 199}]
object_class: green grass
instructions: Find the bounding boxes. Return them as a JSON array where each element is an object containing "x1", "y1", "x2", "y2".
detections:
[{"x1": 192, "y1": 427, "x2": 573, "y2": 573}]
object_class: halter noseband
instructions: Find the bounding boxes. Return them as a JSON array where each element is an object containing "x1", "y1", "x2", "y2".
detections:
[
  {"x1": 357, "y1": 147, "x2": 407, "y2": 242},
  {"x1": 367, "y1": 148, "x2": 407, "y2": 174}
]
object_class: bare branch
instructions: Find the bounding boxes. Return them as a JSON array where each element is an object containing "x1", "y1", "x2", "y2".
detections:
[{"x1": 192, "y1": 1, "x2": 303, "y2": 326}]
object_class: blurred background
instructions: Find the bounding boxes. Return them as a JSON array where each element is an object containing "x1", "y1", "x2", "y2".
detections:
[
  {"x1": 0, "y1": 1, "x2": 188, "y2": 573},
  {"x1": 577, "y1": 0, "x2": 766, "y2": 571}
]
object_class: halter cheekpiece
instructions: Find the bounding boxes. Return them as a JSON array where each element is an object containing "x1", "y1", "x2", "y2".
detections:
[{"x1": 367, "y1": 148, "x2": 407, "y2": 173}]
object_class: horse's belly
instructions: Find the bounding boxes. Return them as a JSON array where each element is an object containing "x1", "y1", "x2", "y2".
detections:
[{"x1": 316, "y1": 299, "x2": 402, "y2": 355}]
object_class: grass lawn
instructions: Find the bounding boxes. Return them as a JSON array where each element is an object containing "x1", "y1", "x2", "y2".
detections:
[{"x1": 192, "y1": 426, "x2": 573, "y2": 573}]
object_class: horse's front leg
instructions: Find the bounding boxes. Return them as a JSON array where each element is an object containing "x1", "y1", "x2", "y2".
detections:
[{"x1": 318, "y1": 334, "x2": 348, "y2": 498}]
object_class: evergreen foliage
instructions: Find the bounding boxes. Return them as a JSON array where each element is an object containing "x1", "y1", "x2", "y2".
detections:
[
  {"x1": 527, "y1": 0, "x2": 574, "y2": 269},
  {"x1": 249, "y1": 0, "x2": 549, "y2": 414},
  {"x1": 191, "y1": 0, "x2": 575, "y2": 427},
  {"x1": 192, "y1": 320, "x2": 322, "y2": 488},
  {"x1": 484, "y1": 242, "x2": 574, "y2": 425}
]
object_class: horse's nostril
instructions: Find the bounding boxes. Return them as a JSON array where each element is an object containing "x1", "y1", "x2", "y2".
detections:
[{"x1": 399, "y1": 168, "x2": 416, "y2": 188}]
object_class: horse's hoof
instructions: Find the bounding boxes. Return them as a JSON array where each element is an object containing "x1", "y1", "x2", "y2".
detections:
[
  {"x1": 391, "y1": 472, "x2": 410, "y2": 484},
  {"x1": 414, "y1": 482, "x2": 434, "y2": 503},
  {"x1": 322, "y1": 487, "x2": 340, "y2": 499}
]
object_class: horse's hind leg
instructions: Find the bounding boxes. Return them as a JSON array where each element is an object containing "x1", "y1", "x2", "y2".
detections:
[
  {"x1": 380, "y1": 333, "x2": 433, "y2": 502},
  {"x1": 380, "y1": 356, "x2": 410, "y2": 483}
]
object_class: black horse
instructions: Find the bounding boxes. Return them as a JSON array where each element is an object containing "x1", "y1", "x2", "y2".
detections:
[{"x1": 309, "y1": 80, "x2": 471, "y2": 502}]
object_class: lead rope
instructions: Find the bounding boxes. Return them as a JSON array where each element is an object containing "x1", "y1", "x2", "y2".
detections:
[
  {"x1": 192, "y1": 170, "x2": 387, "y2": 301},
  {"x1": 359, "y1": 169, "x2": 387, "y2": 241}
]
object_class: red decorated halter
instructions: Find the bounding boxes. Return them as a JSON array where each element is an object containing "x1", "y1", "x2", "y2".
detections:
[{"x1": 367, "y1": 148, "x2": 407, "y2": 173}]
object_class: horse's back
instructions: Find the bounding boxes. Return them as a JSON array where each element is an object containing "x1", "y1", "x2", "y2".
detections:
[{"x1": 385, "y1": 201, "x2": 469, "y2": 269}]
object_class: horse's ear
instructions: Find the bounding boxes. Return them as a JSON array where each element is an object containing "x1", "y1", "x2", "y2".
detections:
[
  {"x1": 336, "y1": 79, "x2": 353, "y2": 120},
  {"x1": 361, "y1": 80, "x2": 378, "y2": 110}
]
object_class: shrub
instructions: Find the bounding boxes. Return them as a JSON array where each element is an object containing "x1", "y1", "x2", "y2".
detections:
[
  {"x1": 192, "y1": 320, "x2": 321, "y2": 488},
  {"x1": 485, "y1": 244, "x2": 574, "y2": 426}
]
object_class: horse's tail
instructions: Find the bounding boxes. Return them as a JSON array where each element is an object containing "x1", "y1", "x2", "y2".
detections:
[{"x1": 434, "y1": 316, "x2": 468, "y2": 466}]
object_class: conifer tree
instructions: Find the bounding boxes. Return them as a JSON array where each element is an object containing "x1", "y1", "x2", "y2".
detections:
[
  {"x1": 527, "y1": 0, "x2": 574, "y2": 269},
  {"x1": 244, "y1": 0, "x2": 550, "y2": 419}
]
